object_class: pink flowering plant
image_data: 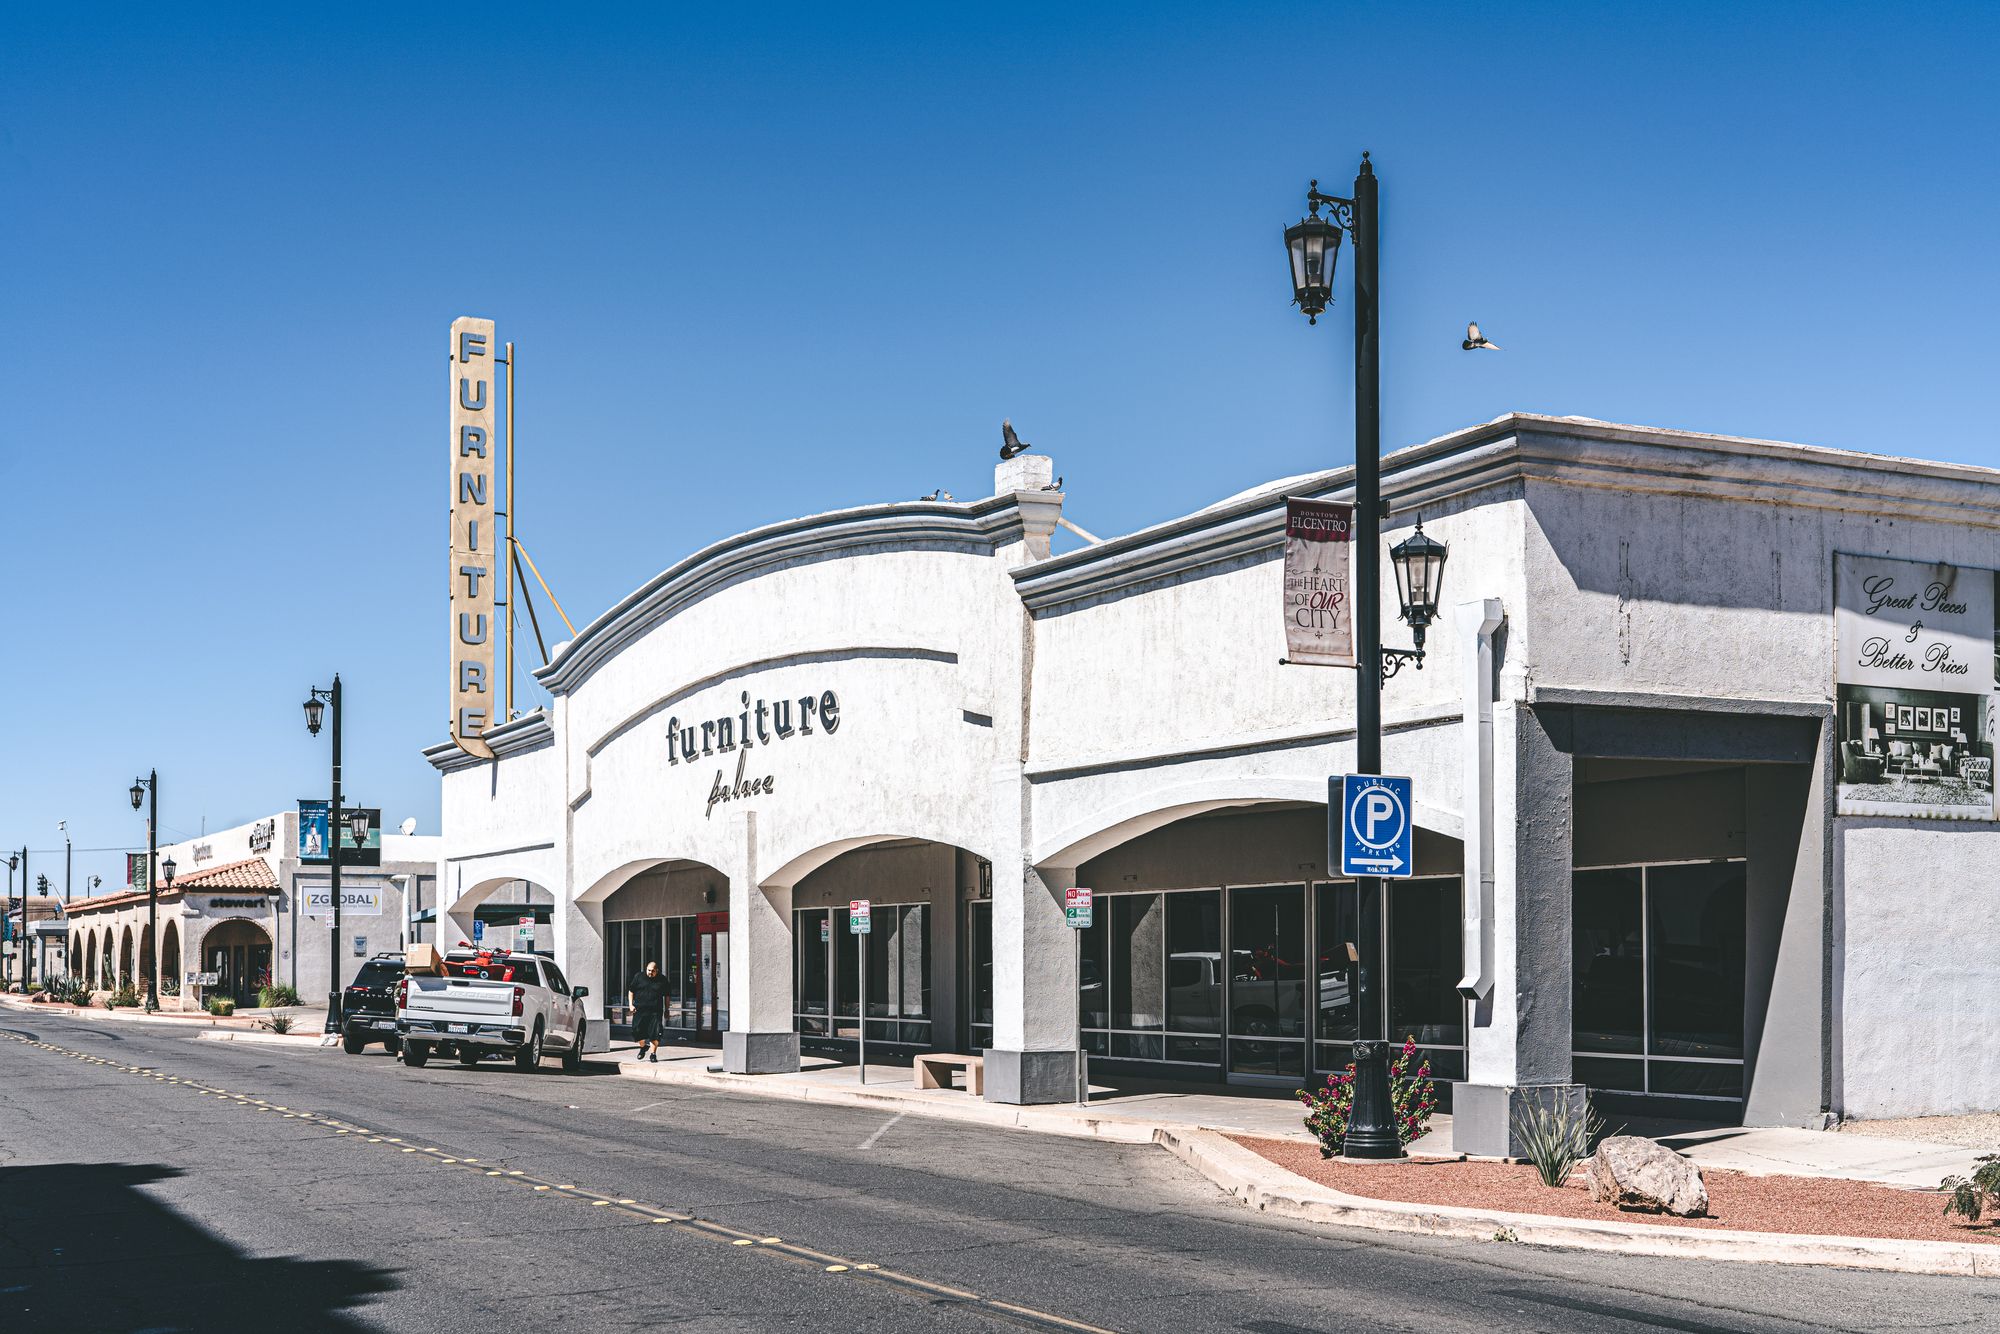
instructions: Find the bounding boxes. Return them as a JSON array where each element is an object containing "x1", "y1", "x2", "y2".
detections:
[{"x1": 1297, "y1": 1036, "x2": 1438, "y2": 1156}]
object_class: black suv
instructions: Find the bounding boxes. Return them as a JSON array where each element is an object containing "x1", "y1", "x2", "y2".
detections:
[{"x1": 340, "y1": 955, "x2": 407, "y2": 1055}]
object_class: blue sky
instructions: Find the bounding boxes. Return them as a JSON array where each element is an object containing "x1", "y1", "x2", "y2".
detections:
[{"x1": 1, "y1": 3, "x2": 1993, "y2": 897}]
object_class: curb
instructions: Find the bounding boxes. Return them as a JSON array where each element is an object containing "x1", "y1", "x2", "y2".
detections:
[
  {"x1": 194, "y1": 1030, "x2": 332, "y2": 1048},
  {"x1": 1156, "y1": 1128, "x2": 2000, "y2": 1278},
  {"x1": 610, "y1": 1061, "x2": 1166, "y2": 1144},
  {"x1": 0, "y1": 994, "x2": 321, "y2": 1035}
]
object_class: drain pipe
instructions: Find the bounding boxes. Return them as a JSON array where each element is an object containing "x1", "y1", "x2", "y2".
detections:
[{"x1": 1456, "y1": 599, "x2": 1502, "y2": 1001}]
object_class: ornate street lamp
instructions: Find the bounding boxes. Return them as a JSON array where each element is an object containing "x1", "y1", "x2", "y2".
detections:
[
  {"x1": 161, "y1": 856, "x2": 177, "y2": 887},
  {"x1": 129, "y1": 771, "x2": 160, "y2": 1010},
  {"x1": 1383, "y1": 520, "x2": 1450, "y2": 676},
  {"x1": 304, "y1": 678, "x2": 347, "y2": 1035},
  {"x1": 1284, "y1": 191, "x2": 1346, "y2": 325},
  {"x1": 347, "y1": 807, "x2": 371, "y2": 848}
]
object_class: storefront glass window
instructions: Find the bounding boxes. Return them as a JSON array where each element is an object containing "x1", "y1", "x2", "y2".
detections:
[
  {"x1": 1570, "y1": 860, "x2": 1745, "y2": 1101},
  {"x1": 1387, "y1": 879, "x2": 1463, "y2": 1048},
  {"x1": 1111, "y1": 894, "x2": 1164, "y2": 1032},
  {"x1": 795, "y1": 908, "x2": 830, "y2": 1036},
  {"x1": 1647, "y1": 862, "x2": 1745, "y2": 1060},
  {"x1": 1314, "y1": 882, "x2": 1362, "y2": 1044},
  {"x1": 1572, "y1": 869, "x2": 1643, "y2": 1054},
  {"x1": 1228, "y1": 884, "x2": 1306, "y2": 1077},
  {"x1": 1164, "y1": 891, "x2": 1222, "y2": 1042},
  {"x1": 968, "y1": 900, "x2": 993, "y2": 1051}
]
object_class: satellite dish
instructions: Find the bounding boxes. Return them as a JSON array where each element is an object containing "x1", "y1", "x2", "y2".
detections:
[{"x1": 399, "y1": 817, "x2": 417, "y2": 836}]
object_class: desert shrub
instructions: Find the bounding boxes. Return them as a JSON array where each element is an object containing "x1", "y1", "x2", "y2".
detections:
[
  {"x1": 257, "y1": 982, "x2": 302, "y2": 1009},
  {"x1": 1942, "y1": 1157, "x2": 2000, "y2": 1223},
  {"x1": 262, "y1": 1013, "x2": 295, "y2": 1034},
  {"x1": 109, "y1": 984, "x2": 141, "y2": 1008},
  {"x1": 1297, "y1": 1037, "x2": 1437, "y2": 1155},
  {"x1": 208, "y1": 996, "x2": 237, "y2": 1017}
]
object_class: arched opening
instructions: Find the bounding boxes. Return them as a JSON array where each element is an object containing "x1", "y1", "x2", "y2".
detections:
[
  {"x1": 592, "y1": 860, "x2": 729, "y2": 1044},
  {"x1": 101, "y1": 929, "x2": 116, "y2": 988},
  {"x1": 139, "y1": 925, "x2": 155, "y2": 996},
  {"x1": 161, "y1": 921, "x2": 181, "y2": 996},
  {"x1": 201, "y1": 919, "x2": 274, "y2": 1006},
  {"x1": 1046, "y1": 800, "x2": 1466, "y2": 1089},
  {"x1": 117, "y1": 927, "x2": 134, "y2": 989},
  {"x1": 786, "y1": 838, "x2": 984, "y2": 1060},
  {"x1": 81, "y1": 932, "x2": 95, "y2": 989}
]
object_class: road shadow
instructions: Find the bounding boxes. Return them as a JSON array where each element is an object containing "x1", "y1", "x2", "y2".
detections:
[{"x1": 0, "y1": 1162, "x2": 399, "y2": 1330}]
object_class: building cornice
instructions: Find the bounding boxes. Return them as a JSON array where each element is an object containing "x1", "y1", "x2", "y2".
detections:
[
  {"x1": 532, "y1": 496, "x2": 1026, "y2": 697},
  {"x1": 1012, "y1": 413, "x2": 2000, "y2": 613},
  {"x1": 424, "y1": 709, "x2": 555, "y2": 774}
]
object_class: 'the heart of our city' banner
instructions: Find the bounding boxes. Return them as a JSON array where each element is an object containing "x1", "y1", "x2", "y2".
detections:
[
  {"x1": 1283, "y1": 498, "x2": 1355, "y2": 667},
  {"x1": 1834, "y1": 552, "x2": 2000, "y2": 820}
]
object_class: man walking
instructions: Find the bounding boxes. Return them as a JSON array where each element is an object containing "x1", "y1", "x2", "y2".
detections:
[{"x1": 626, "y1": 960, "x2": 668, "y2": 1062}]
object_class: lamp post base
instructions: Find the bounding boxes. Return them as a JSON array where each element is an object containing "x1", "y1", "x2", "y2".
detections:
[
  {"x1": 325, "y1": 991, "x2": 342, "y2": 1035},
  {"x1": 1340, "y1": 1040, "x2": 1407, "y2": 1160}
]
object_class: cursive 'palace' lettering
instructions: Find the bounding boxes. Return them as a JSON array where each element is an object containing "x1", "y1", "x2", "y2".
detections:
[
  {"x1": 707, "y1": 748, "x2": 775, "y2": 820},
  {"x1": 667, "y1": 688, "x2": 841, "y2": 765}
]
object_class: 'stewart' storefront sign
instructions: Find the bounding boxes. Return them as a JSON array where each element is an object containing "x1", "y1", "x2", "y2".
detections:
[
  {"x1": 1834, "y1": 553, "x2": 1998, "y2": 820},
  {"x1": 1283, "y1": 498, "x2": 1355, "y2": 667},
  {"x1": 450, "y1": 315, "x2": 498, "y2": 761}
]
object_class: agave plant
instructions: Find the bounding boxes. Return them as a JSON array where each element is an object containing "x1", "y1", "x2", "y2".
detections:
[{"x1": 1512, "y1": 1094, "x2": 1608, "y2": 1188}]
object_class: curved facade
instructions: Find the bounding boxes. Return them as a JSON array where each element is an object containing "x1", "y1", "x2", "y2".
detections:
[{"x1": 432, "y1": 414, "x2": 2000, "y2": 1145}]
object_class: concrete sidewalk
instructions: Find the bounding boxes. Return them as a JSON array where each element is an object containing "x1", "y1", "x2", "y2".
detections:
[{"x1": 606, "y1": 1039, "x2": 1987, "y2": 1187}]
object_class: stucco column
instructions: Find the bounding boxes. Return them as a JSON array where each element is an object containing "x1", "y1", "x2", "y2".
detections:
[
  {"x1": 725, "y1": 810, "x2": 801, "y2": 1074},
  {"x1": 1452, "y1": 701, "x2": 1582, "y2": 1155},
  {"x1": 986, "y1": 861, "x2": 1080, "y2": 1104},
  {"x1": 555, "y1": 896, "x2": 610, "y2": 1053}
]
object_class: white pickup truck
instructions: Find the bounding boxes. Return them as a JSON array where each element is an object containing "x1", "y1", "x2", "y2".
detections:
[{"x1": 396, "y1": 948, "x2": 591, "y2": 1073}]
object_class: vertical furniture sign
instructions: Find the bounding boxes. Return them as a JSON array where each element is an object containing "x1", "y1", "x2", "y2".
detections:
[
  {"x1": 1833, "y1": 553, "x2": 1997, "y2": 820},
  {"x1": 450, "y1": 316, "x2": 497, "y2": 760},
  {"x1": 1283, "y1": 498, "x2": 1355, "y2": 667}
]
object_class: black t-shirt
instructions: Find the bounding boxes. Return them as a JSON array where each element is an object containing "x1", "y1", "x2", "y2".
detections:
[{"x1": 627, "y1": 973, "x2": 669, "y2": 1012}]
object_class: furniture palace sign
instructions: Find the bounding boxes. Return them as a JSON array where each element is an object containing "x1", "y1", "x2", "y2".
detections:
[
  {"x1": 1834, "y1": 553, "x2": 1998, "y2": 820},
  {"x1": 449, "y1": 316, "x2": 498, "y2": 760}
]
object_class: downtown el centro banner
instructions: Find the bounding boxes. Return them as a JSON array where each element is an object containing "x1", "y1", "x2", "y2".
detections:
[
  {"x1": 1834, "y1": 552, "x2": 1999, "y2": 820},
  {"x1": 1283, "y1": 498, "x2": 1355, "y2": 667}
]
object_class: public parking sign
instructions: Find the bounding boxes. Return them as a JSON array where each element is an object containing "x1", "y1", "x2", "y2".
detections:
[
  {"x1": 1065, "y1": 887, "x2": 1093, "y2": 928},
  {"x1": 850, "y1": 899, "x2": 871, "y2": 934},
  {"x1": 1335, "y1": 774, "x2": 1415, "y2": 878}
]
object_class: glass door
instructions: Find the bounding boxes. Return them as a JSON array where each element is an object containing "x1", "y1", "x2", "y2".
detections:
[{"x1": 1227, "y1": 884, "x2": 1307, "y2": 1080}]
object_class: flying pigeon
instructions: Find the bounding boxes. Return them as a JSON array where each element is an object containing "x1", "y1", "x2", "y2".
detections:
[
  {"x1": 1000, "y1": 419, "x2": 1031, "y2": 459},
  {"x1": 1462, "y1": 322, "x2": 1500, "y2": 351}
]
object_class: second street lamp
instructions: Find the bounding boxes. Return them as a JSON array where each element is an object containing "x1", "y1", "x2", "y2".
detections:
[
  {"x1": 130, "y1": 770, "x2": 161, "y2": 1010},
  {"x1": 304, "y1": 677, "x2": 357, "y2": 1035}
]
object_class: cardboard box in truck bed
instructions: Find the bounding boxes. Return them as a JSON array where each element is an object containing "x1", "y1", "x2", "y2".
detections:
[{"x1": 405, "y1": 943, "x2": 445, "y2": 976}]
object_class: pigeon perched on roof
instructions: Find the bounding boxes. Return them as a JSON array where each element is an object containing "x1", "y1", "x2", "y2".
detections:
[
  {"x1": 1000, "y1": 419, "x2": 1031, "y2": 460},
  {"x1": 1041, "y1": 476, "x2": 1063, "y2": 492},
  {"x1": 919, "y1": 489, "x2": 954, "y2": 502},
  {"x1": 1462, "y1": 322, "x2": 1500, "y2": 351}
]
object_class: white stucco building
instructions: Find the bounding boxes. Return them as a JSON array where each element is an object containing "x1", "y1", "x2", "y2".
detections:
[
  {"x1": 428, "y1": 414, "x2": 2000, "y2": 1150},
  {"x1": 65, "y1": 812, "x2": 441, "y2": 1009}
]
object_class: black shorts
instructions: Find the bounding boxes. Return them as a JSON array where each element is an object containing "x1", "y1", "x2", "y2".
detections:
[{"x1": 633, "y1": 1012, "x2": 663, "y2": 1041}]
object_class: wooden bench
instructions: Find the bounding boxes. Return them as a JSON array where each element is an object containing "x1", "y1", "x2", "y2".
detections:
[{"x1": 915, "y1": 1052, "x2": 984, "y2": 1095}]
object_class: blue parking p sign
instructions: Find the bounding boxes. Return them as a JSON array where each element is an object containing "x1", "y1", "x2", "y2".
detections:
[{"x1": 1334, "y1": 774, "x2": 1414, "y2": 878}]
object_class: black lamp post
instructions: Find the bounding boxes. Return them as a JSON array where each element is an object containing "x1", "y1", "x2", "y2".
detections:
[
  {"x1": 1285, "y1": 155, "x2": 1449, "y2": 1158},
  {"x1": 306, "y1": 677, "x2": 368, "y2": 1034},
  {"x1": 130, "y1": 771, "x2": 160, "y2": 1010},
  {"x1": 5, "y1": 851, "x2": 17, "y2": 991}
]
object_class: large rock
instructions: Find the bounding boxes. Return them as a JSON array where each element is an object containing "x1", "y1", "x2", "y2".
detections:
[{"x1": 1586, "y1": 1135, "x2": 1709, "y2": 1217}]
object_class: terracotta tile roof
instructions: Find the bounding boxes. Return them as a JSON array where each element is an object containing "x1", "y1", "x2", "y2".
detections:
[
  {"x1": 174, "y1": 856, "x2": 279, "y2": 891},
  {"x1": 62, "y1": 857, "x2": 278, "y2": 916}
]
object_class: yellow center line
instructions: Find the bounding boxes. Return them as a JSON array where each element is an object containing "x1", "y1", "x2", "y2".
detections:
[{"x1": 0, "y1": 1029, "x2": 1122, "y2": 1334}]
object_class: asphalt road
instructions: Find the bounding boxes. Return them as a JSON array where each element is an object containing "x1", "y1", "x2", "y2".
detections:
[{"x1": 2, "y1": 1012, "x2": 1995, "y2": 1333}]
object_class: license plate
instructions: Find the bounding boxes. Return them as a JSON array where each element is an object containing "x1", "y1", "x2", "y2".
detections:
[
  {"x1": 447, "y1": 1023, "x2": 469, "y2": 1034},
  {"x1": 373, "y1": 1020, "x2": 395, "y2": 1029}
]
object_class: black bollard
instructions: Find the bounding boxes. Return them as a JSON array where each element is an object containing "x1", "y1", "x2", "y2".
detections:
[{"x1": 1340, "y1": 1040, "x2": 1405, "y2": 1159}]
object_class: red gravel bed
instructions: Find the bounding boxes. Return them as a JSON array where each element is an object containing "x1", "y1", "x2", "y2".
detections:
[{"x1": 1232, "y1": 1135, "x2": 2000, "y2": 1245}]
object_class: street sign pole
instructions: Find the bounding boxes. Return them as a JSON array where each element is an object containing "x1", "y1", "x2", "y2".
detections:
[
  {"x1": 1065, "y1": 886, "x2": 1093, "y2": 1106},
  {"x1": 850, "y1": 899, "x2": 871, "y2": 1085}
]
